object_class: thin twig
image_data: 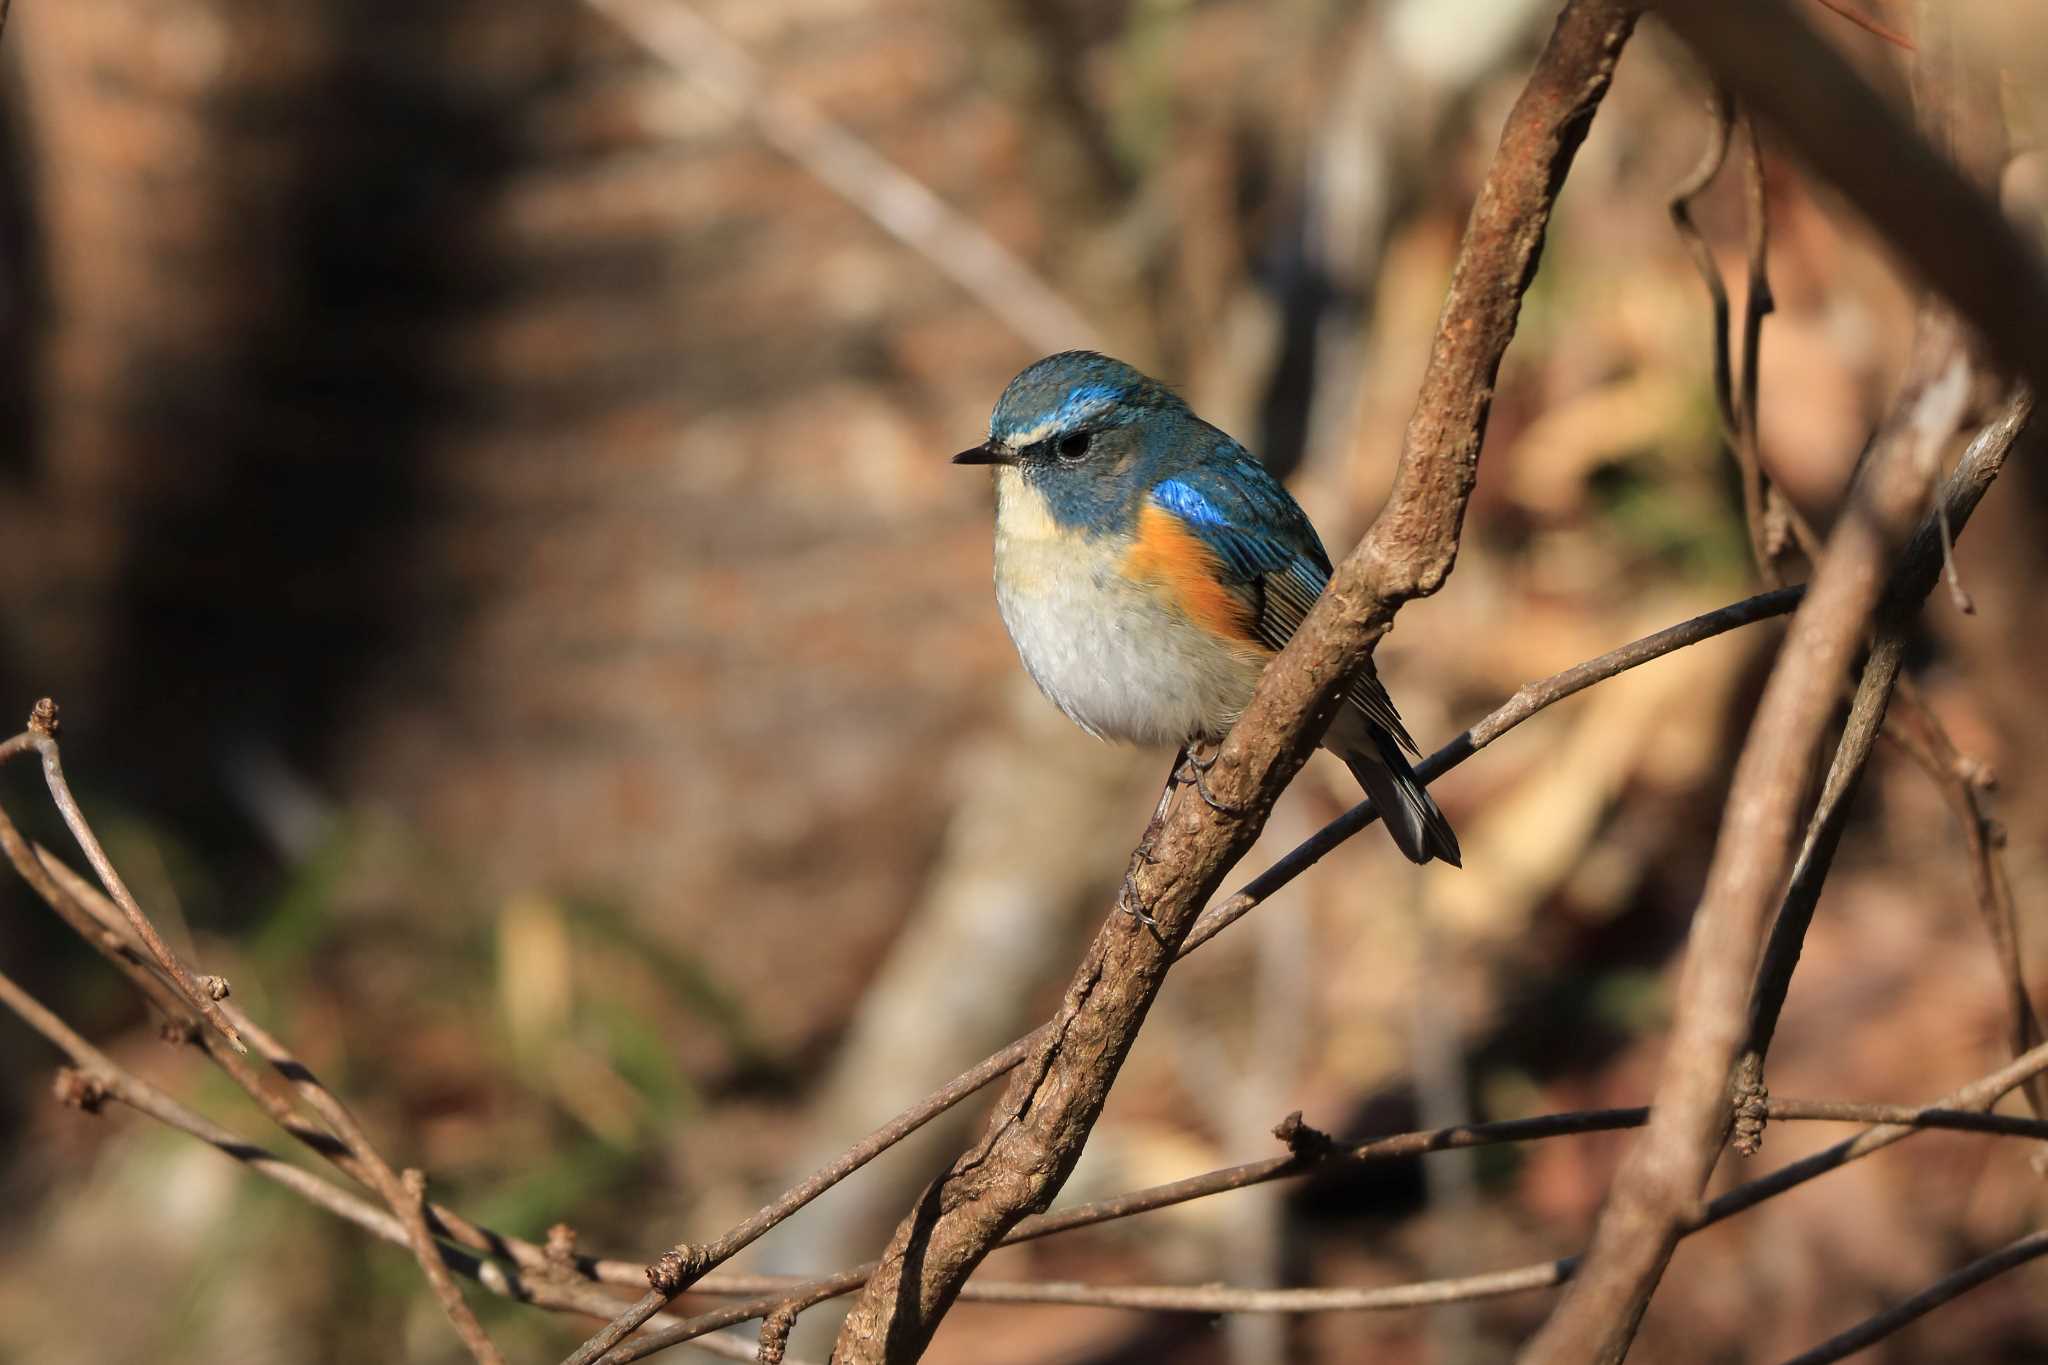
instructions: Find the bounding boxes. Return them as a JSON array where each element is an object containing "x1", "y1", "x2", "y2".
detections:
[
  {"x1": 1668, "y1": 85, "x2": 1736, "y2": 442},
  {"x1": 581, "y1": 0, "x2": 1099, "y2": 355},
  {"x1": 400, "y1": 1170, "x2": 507, "y2": 1365},
  {"x1": 1776, "y1": 1231, "x2": 2048, "y2": 1365},
  {"x1": 1185, "y1": 585, "x2": 1803, "y2": 954},
  {"x1": 1, "y1": 738, "x2": 505, "y2": 1363},
  {"x1": 0, "y1": 969, "x2": 799, "y2": 1361},
  {"x1": 564, "y1": 1026, "x2": 1051, "y2": 1355},
  {"x1": 933, "y1": 1270, "x2": 1564, "y2": 1314},
  {"x1": 1888, "y1": 679, "x2": 2048, "y2": 1121},
  {"x1": 1735, "y1": 116, "x2": 1814, "y2": 569},
  {"x1": 3, "y1": 702, "x2": 245, "y2": 1051},
  {"x1": 1667, "y1": 92, "x2": 1806, "y2": 583}
]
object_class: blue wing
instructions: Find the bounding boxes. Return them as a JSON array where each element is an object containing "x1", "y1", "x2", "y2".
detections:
[{"x1": 1149, "y1": 455, "x2": 1420, "y2": 755}]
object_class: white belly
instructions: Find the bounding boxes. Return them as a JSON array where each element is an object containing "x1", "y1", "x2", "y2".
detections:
[{"x1": 991, "y1": 472, "x2": 1262, "y2": 747}]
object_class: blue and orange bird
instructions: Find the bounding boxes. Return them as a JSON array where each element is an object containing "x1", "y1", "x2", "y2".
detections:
[{"x1": 955, "y1": 351, "x2": 1460, "y2": 867}]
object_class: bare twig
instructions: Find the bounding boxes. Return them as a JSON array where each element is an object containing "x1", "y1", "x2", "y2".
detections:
[
  {"x1": 0, "y1": 968, "x2": 801, "y2": 1361},
  {"x1": 1776, "y1": 1231, "x2": 2048, "y2": 1365},
  {"x1": 1888, "y1": 679, "x2": 2048, "y2": 1121},
  {"x1": 400, "y1": 1170, "x2": 508, "y2": 1365},
  {"x1": 1667, "y1": 92, "x2": 1808, "y2": 583},
  {"x1": 1668, "y1": 86, "x2": 1736, "y2": 440},
  {"x1": 1, "y1": 723, "x2": 505, "y2": 1363},
  {"x1": 1735, "y1": 117, "x2": 1814, "y2": 568},
  {"x1": 581, "y1": 0, "x2": 1099, "y2": 355},
  {"x1": 564, "y1": 1026, "x2": 1052, "y2": 1357},
  {"x1": 930, "y1": 1270, "x2": 1565, "y2": 1314},
  {"x1": 3, "y1": 702, "x2": 245, "y2": 1051},
  {"x1": 1181, "y1": 583, "x2": 1803, "y2": 954}
]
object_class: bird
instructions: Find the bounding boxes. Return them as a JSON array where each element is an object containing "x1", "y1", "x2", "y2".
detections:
[{"x1": 955, "y1": 350, "x2": 1460, "y2": 868}]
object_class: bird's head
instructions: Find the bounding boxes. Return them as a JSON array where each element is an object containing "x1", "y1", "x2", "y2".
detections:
[{"x1": 953, "y1": 351, "x2": 1194, "y2": 533}]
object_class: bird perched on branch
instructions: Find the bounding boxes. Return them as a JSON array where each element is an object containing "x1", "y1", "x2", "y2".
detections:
[{"x1": 956, "y1": 351, "x2": 1459, "y2": 868}]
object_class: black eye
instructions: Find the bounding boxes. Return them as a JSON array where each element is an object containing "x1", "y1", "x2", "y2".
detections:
[{"x1": 1056, "y1": 431, "x2": 1092, "y2": 462}]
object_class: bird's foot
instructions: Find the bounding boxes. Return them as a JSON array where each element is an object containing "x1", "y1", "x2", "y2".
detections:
[
  {"x1": 1173, "y1": 741, "x2": 1248, "y2": 817},
  {"x1": 1117, "y1": 862, "x2": 1161, "y2": 930}
]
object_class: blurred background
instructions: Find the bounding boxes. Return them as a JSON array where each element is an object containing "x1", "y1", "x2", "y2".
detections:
[{"x1": 0, "y1": 1, "x2": 2044, "y2": 1361}]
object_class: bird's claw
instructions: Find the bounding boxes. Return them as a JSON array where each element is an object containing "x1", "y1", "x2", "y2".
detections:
[
  {"x1": 1173, "y1": 742, "x2": 1248, "y2": 817},
  {"x1": 1117, "y1": 869, "x2": 1161, "y2": 930}
]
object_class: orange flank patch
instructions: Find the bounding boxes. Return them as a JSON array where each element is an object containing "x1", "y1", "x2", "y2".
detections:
[{"x1": 1124, "y1": 505, "x2": 1265, "y2": 648}]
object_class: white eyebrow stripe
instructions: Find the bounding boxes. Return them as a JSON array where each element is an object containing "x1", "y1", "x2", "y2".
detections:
[{"x1": 1004, "y1": 417, "x2": 1061, "y2": 448}]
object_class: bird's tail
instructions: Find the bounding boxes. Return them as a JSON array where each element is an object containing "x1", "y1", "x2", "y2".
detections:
[{"x1": 1339, "y1": 733, "x2": 1461, "y2": 868}]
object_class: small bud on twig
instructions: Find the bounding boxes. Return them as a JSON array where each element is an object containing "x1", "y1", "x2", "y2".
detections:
[
  {"x1": 53, "y1": 1067, "x2": 106, "y2": 1114},
  {"x1": 545, "y1": 1223, "x2": 579, "y2": 1277},
  {"x1": 646, "y1": 1246, "x2": 705, "y2": 1295},
  {"x1": 1272, "y1": 1110, "x2": 1333, "y2": 1161}
]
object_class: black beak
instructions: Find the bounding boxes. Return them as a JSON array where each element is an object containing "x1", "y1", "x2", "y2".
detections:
[{"x1": 952, "y1": 442, "x2": 1009, "y2": 466}]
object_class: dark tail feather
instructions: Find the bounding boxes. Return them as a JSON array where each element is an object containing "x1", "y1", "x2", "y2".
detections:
[{"x1": 1342, "y1": 738, "x2": 1461, "y2": 868}]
